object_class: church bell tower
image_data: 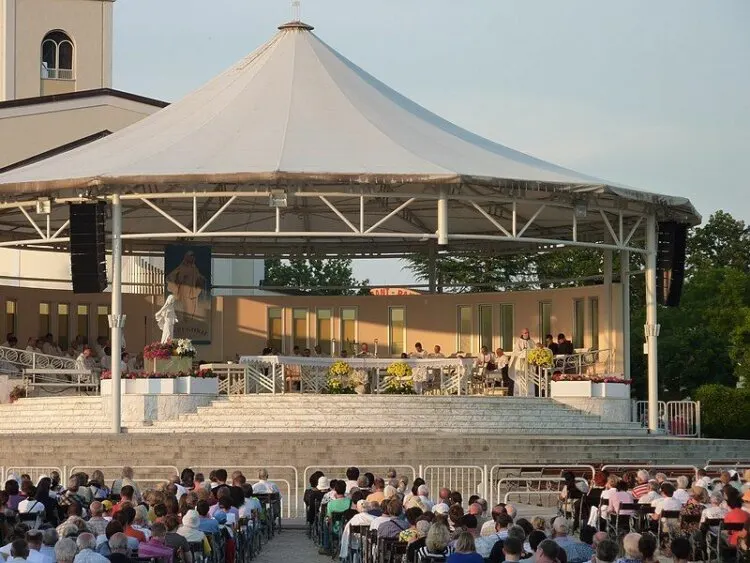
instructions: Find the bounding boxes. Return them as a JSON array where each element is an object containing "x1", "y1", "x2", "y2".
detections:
[{"x1": 0, "y1": 0, "x2": 114, "y2": 101}]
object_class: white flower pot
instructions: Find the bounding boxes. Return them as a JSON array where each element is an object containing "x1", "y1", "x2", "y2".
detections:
[
  {"x1": 550, "y1": 380, "x2": 593, "y2": 398},
  {"x1": 148, "y1": 357, "x2": 192, "y2": 374},
  {"x1": 175, "y1": 377, "x2": 218, "y2": 394},
  {"x1": 592, "y1": 382, "x2": 630, "y2": 399}
]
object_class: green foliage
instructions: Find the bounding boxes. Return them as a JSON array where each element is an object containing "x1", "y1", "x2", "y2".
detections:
[
  {"x1": 694, "y1": 384, "x2": 750, "y2": 439},
  {"x1": 263, "y1": 258, "x2": 368, "y2": 295},
  {"x1": 687, "y1": 210, "x2": 750, "y2": 273}
]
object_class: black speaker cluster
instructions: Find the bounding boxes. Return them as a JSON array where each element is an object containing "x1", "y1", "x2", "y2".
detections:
[
  {"x1": 656, "y1": 221, "x2": 688, "y2": 307},
  {"x1": 69, "y1": 202, "x2": 107, "y2": 294}
]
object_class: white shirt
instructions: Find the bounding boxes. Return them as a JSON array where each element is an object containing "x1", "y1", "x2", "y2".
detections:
[
  {"x1": 672, "y1": 488, "x2": 690, "y2": 505},
  {"x1": 239, "y1": 497, "x2": 262, "y2": 518},
  {"x1": 0, "y1": 547, "x2": 45, "y2": 563},
  {"x1": 639, "y1": 490, "x2": 660, "y2": 504},
  {"x1": 73, "y1": 549, "x2": 110, "y2": 563},
  {"x1": 253, "y1": 480, "x2": 280, "y2": 494},
  {"x1": 39, "y1": 546, "x2": 55, "y2": 563},
  {"x1": 369, "y1": 515, "x2": 391, "y2": 531},
  {"x1": 339, "y1": 512, "x2": 375, "y2": 559},
  {"x1": 696, "y1": 477, "x2": 713, "y2": 490},
  {"x1": 653, "y1": 496, "x2": 682, "y2": 516},
  {"x1": 344, "y1": 480, "x2": 359, "y2": 494},
  {"x1": 18, "y1": 498, "x2": 46, "y2": 513}
]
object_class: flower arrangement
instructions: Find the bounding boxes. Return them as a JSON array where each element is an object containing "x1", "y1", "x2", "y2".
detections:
[
  {"x1": 384, "y1": 361, "x2": 415, "y2": 394},
  {"x1": 143, "y1": 342, "x2": 172, "y2": 360},
  {"x1": 551, "y1": 373, "x2": 632, "y2": 384},
  {"x1": 527, "y1": 347, "x2": 554, "y2": 367},
  {"x1": 327, "y1": 361, "x2": 356, "y2": 394},
  {"x1": 9, "y1": 385, "x2": 26, "y2": 403},
  {"x1": 101, "y1": 368, "x2": 216, "y2": 380},
  {"x1": 143, "y1": 339, "x2": 196, "y2": 360}
]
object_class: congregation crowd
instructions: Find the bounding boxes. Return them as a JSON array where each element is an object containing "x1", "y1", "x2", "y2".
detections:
[
  {"x1": 0, "y1": 466, "x2": 281, "y2": 563},
  {"x1": 304, "y1": 466, "x2": 750, "y2": 563},
  {"x1": 1, "y1": 332, "x2": 139, "y2": 374}
]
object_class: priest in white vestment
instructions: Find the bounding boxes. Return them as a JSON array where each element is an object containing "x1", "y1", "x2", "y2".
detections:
[{"x1": 510, "y1": 328, "x2": 535, "y2": 395}]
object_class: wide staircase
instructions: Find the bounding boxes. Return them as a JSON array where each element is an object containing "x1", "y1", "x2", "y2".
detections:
[
  {"x1": 139, "y1": 395, "x2": 647, "y2": 435},
  {"x1": 0, "y1": 396, "x2": 110, "y2": 433}
]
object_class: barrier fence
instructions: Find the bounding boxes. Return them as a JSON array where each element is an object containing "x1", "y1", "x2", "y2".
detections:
[
  {"x1": 632, "y1": 400, "x2": 701, "y2": 437},
  {"x1": 1, "y1": 459, "x2": 746, "y2": 518}
]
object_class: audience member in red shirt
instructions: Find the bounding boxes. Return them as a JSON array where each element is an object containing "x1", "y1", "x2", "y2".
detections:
[{"x1": 724, "y1": 497, "x2": 749, "y2": 547}]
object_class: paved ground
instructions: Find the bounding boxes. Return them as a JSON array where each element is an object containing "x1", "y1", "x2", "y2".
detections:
[{"x1": 256, "y1": 528, "x2": 331, "y2": 563}]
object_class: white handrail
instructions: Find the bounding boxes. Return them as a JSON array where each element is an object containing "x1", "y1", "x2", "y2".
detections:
[{"x1": 0, "y1": 345, "x2": 79, "y2": 371}]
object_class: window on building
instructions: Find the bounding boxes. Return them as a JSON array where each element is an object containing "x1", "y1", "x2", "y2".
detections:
[
  {"x1": 388, "y1": 307, "x2": 406, "y2": 357},
  {"x1": 573, "y1": 299, "x2": 585, "y2": 349},
  {"x1": 5, "y1": 300, "x2": 17, "y2": 336},
  {"x1": 97, "y1": 305, "x2": 109, "y2": 341},
  {"x1": 499, "y1": 304, "x2": 514, "y2": 352},
  {"x1": 457, "y1": 306, "x2": 473, "y2": 354},
  {"x1": 76, "y1": 304, "x2": 89, "y2": 342},
  {"x1": 58, "y1": 304, "x2": 70, "y2": 351},
  {"x1": 479, "y1": 304, "x2": 493, "y2": 351},
  {"x1": 589, "y1": 297, "x2": 600, "y2": 350},
  {"x1": 39, "y1": 303, "x2": 51, "y2": 337},
  {"x1": 41, "y1": 31, "x2": 74, "y2": 79},
  {"x1": 316, "y1": 309, "x2": 332, "y2": 355},
  {"x1": 539, "y1": 302, "x2": 552, "y2": 342},
  {"x1": 292, "y1": 308, "x2": 308, "y2": 351},
  {"x1": 267, "y1": 307, "x2": 283, "y2": 353},
  {"x1": 340, "y1": 307, "x2": 358, "y2": 355}
]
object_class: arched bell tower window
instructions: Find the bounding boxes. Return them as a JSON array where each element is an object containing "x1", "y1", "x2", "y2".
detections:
[{"x1": 41, "y1": 31, "x2": 74, "y2": 80}]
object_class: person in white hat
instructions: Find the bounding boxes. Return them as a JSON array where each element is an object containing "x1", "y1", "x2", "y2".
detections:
[
  {"x1": 176, "y1": 509, "x2": 208, "y2": 552},
  {"x1": 339, "y1": 500, "x2": 376, "y2": 559}
]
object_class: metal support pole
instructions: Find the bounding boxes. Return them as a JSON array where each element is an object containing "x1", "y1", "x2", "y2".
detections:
[
  {"x1": 110, "y1": 193, "x2": 124, "y2": 434},
  {"x1": 645, "y1": 215, "x2": 660, "y2": 433},
  {"x1": 437, "y1": 188, "x2": 448, "y2": 246},
  {"x1": 621, "y1": 250, "x2": 631, "y2": 380},
  {"x1": 603, "y1": 250, "x2": 613, "y2": 353},
  {"x1": 428, "y1": 243, "x2": 437, "y2": 293}
]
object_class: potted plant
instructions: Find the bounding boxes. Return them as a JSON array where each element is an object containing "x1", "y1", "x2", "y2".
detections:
[
  {"x1": 384, "y1": 362, "x2": 416, "y2": 394},
  {"x1": 143, "y1": 338, "x2": 196, "y2": 374},
  {"x1": 327, "y1": 361, "x2": 356, "y2": 394}
]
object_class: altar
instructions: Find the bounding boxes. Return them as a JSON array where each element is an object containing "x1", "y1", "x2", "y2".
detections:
[{"x1": 237, "y1": 355, "x2": 475, "y2": 395}]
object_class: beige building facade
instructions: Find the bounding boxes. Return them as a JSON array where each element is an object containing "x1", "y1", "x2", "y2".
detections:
[{"x1": 0, "y1": 283, "x2": 625, "y2": 373}]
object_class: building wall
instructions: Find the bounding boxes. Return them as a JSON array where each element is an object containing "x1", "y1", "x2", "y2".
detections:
[
  {"x1": 0, "y1": 97, "x2": 160, "y2": 167},
  {"x1": 0, "y1": 284, "x2": 624, "y2": 372},
  {"x1": 1, "y1": 0, "x2": 113, "y2": 100}
]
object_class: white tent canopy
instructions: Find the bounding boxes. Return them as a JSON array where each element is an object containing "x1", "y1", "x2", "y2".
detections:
[{"x1": 0, "y1": 20, "x2": 698, "y2": 257}]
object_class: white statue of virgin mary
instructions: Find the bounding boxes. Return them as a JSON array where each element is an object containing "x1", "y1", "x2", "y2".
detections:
[{"x1": 155, "y1": 294, "x2": 178, "y2": 344}]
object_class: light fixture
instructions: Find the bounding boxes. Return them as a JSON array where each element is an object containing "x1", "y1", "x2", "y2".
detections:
[
  {"x1": 36, "y1": 198, "x2": 51, "y2": 215},
  {"x1": 268, "y1": 189, "x2": 288, "y2": 208},
  {"x1": 574, "y1": 201, "x2": 588, "y2": 219}
]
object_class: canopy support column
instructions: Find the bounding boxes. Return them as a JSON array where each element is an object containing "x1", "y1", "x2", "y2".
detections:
[
  {"x1": 109, "y1": 192, "x2": 125, "y2": 434},
  {"x1": 428, "y1": 243, "x2": 437, "y2": 293},
  {"x1": 645, "y1": 214, "x2": 660, "y2": 433},
  {"x1": 437, "y1": 188, "x2": 448, "y2": 246},
  {"x1": 603, "y1": 250, "x2": 613, "y2": 352},
  {"x1": 620, "y1": 250, "x2": 631, "y2": 380}
]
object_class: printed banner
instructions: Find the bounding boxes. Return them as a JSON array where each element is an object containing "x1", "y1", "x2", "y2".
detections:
[{"x1": 164, "y1": 245, "x2": 212, "y2": 343}]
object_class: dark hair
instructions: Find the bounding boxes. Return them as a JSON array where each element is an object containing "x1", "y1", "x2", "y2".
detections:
[
  {"x1": 388, "y1": 498, "x2": 402, "y2": 517},
  {"x1": 346, "y1": 467, "x2": 360, "y2": 481},
  {"x1": 194, "y1": 473, "x2": 205, "y2": 483},
  {"x1": 450, "y1": 491, "x2": 463, "y2": 506},
  {"x1": 4, "y1": 480, "x2": 19, "y2": 496},
  {"x1": 215, "y1": 469, "x2": 228, "y2": 482},
  {"x1": 196, "y1": 500, "x2": 210, "y2": 516},
  {"x1": 334, "y1": 480, "x2": 346, "y2": 496},
  {"x1": 35, "y1": 478, "x2": 51, "y2": 501},
  {"x1": 660, "y1": 482, "x2": 675, "y2": 497},
  {"x1": 459, "y1": 514, "x2": 477, "y2": 529},
  {"x1": 596, "y1": 539, "x2": 619, "y2": 563},
  {"x1": 350, "y1": 490, "x2": 365, "y2": 505},
  {"x1": 616, "y1": 480, "x2": 629, "y2": 492},
  {"x1": 364, "y1": 473, "x2": 375, "y2": 487},
  {"x1": 496, "y1": 513, "x2": 514, "y2": 528},
  {"x1": 154, "y1": 503, "x2": 167, "y2": 518},
  {"x1": 638, "y1": 533, "x2": 658, "y2": 560},
  {"x1": 538, "y1": 539, "x2": 560, "y2": 559},
  {"x1": 503, "y1": 536, "x2": 523, "y2": 557},
  {"x1": 120, "y1": 506, "x2": 136, "y2": 525},
  {"x1": 412, "y1": 478, "x2": 426, "y2": 490},
  {"x1": 727, "y1": 496, "x2": 743, "y2": 509},
  {"x1": 579, "y1": 524, "x2": 596, "y2": 545},
  {"x1": 557, "y1": 333, "x2": 566, "y2": 340},
  {"x1": 529, "y1": 530, "x2": 547, "y2": 551},
  {"x1": 670, "y1": 537, "x2": 691, "y2": 560},
  {"x1": 105, "y1": 520, "x2": 123, "y2": 539},
  {"x1": 468, "y1": 495, "x2": 479, "y2": 506},
  {"x1": 448, "y1": 504, "x2": 464, "y2": 523},
  {"x1": 515, "y1": 518, "x2": 533, "y2": 537},
  {"x1": 405, "y1": 507, "x2": 423, "y2": 525},
  {"x1": 120, "y1": 485, "x2": 134, "y2": 499},
  {"x1": 229, "y1": 486, "x2": 245, "y2": 509},
  {"x1": 218, "y1": 497, "x2": 232, "y2": 510},
  {"x1": 164, "y1": 514, "x2": 180, "y2": 532},
  {"x1": 181, "y1": 468, "x2": 195, "y2": 485},
  {"x1": 309, "y1": 471, "x2": 324, "y2": 488},
  {"x1": 11, "y1": 539, "x2": 29, "y2": 559},
  {"x1": 67, "y1": 502, "x2": 83, "y2": 517},
  {"x1": 418, "y1": 512, "x2": 435, "y2": 523}
]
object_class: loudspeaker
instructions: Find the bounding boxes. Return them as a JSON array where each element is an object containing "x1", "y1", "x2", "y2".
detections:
[
  {"x1": 69, "y1": 202, "x2": 107, "y2": 294},
  {"x1": 656, "y1": 221, "x2": 688, "y2": 307}
]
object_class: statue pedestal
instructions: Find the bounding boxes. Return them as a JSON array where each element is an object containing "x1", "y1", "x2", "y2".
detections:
[{"x1": 147, "y1": 357, "x2": 193, "y2": 374}]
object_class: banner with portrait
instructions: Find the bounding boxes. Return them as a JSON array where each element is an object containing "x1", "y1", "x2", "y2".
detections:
[{"x1": 164, "y1": 245, "x2": 212, "y2": 343}]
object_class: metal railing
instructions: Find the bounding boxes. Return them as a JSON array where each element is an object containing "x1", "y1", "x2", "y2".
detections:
[
  {"x1": 600, "y1": 464, "x2": 698, "y2": 479},
  {"x1": 42, "y1": 67, "x2": 74, "y2": 80},
  {"x1": 422, "y1": 465, "x2": 487, "y2": 503},
  {"x1": 632, "y1": 400, "x2": 701, "y2": 437},
  {"x1": 23, "y1": 369, "x2": 99, "y2": 394},
  {"x1": 551, "y1": 349, "x2": 615, "y2": 375},
  {"x1": 0, "y1": 345, "x2": 79, "y2": 371},
  {"x1": 69, "y1": 465, "x2": 179, "y2": 489},
  {"x1": 488, "y1": 464, "x2": 595, "y2": 507}
]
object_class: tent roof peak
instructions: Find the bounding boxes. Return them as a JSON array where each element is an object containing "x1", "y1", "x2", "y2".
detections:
[{"x1": 277, "y1": 20, "x2": 314, "y2": 31}]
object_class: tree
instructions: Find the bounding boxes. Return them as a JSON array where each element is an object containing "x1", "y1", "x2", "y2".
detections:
[
  {"x1": 262, "y1": 258, "x2": 368, "y2": 295},
  {"x1": 687, "y1": 210, "x2": 750, "y2": 273}
]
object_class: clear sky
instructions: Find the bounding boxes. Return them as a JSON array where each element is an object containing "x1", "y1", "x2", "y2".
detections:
[{"x1": 113, "y1": 0, "x2": 750, "y2": 286}]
